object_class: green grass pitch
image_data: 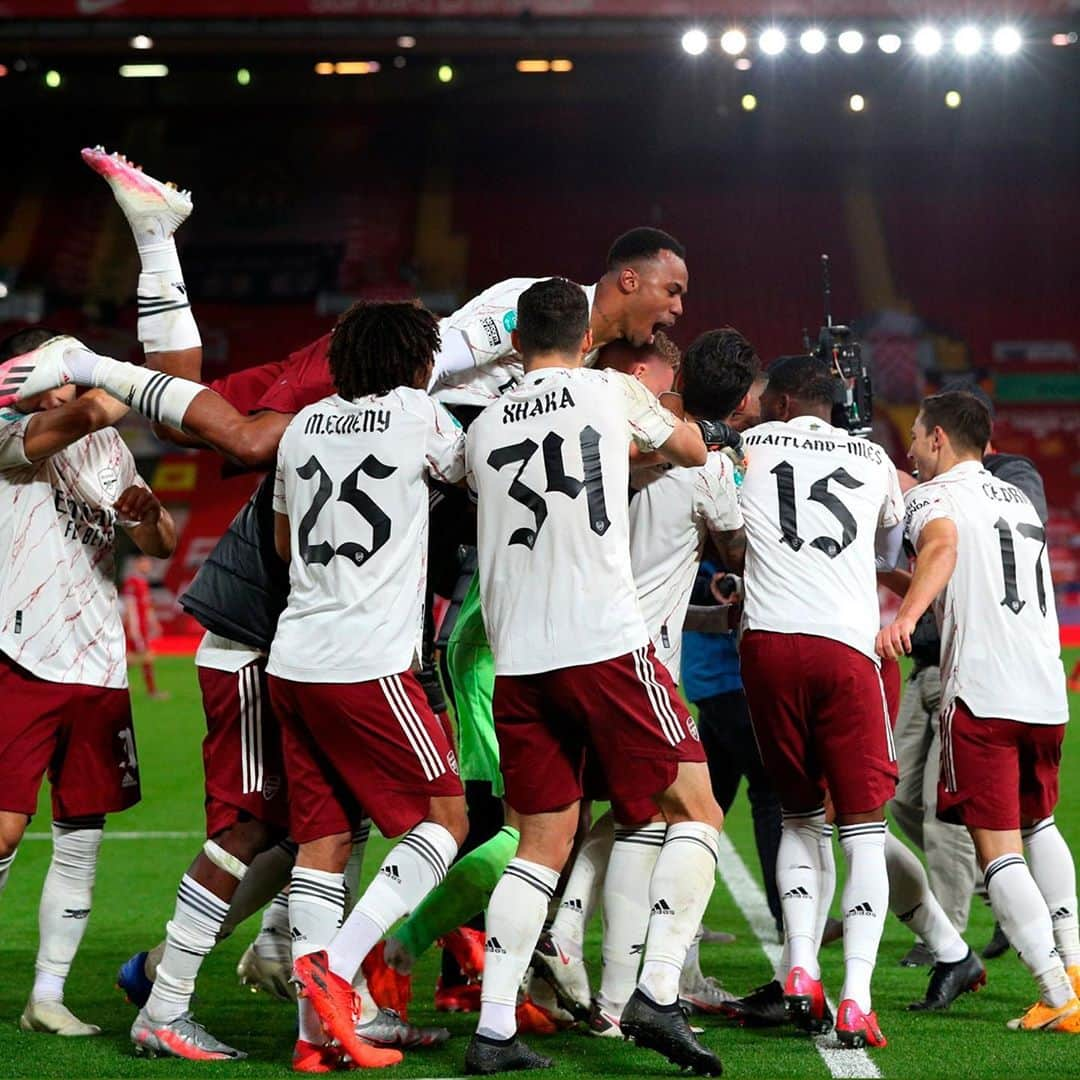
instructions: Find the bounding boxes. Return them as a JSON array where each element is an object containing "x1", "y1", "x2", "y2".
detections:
[{"x1": 2, "y1": 652, "x2": 1078, "y2": 1078}]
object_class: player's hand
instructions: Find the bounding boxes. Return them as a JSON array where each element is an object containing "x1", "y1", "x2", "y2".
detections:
[
  {"x1": 710, "y1": 572, "x2": 743, "y2": 605},
  {"x1": 114, "y1": 485, "x2": 164, "y2": 528},
  {"x1": 695, "y1": 418, "x2": 743, "y2": 453},
  {"x1": 78, "y1": 387, "x2": 130, "y2": 426},
  {"x1": 875, "y1": 616, "x2": 916, "y2": 660}
]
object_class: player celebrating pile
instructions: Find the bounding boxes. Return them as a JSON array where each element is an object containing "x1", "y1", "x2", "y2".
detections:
[
  {"x1": 879, "y1": 391, "x2": 1080, "y2": 1034},
  {"x1": 464, "y1": 278, "x2": 723, "y2": 1076},
  {"x1": 267, "y1": 299, "x2": 470, "y2": 1071}
]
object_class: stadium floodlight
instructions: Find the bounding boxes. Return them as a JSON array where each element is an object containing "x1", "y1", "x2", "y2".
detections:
[
  {"x1": 681, "y1": 29, "x2": 708, "y2": 56},
  {"x1": 550, "y1": 59, "x2": 573, "y2": 72},
  {"x1": 877, "y1": 33, "x2": 902, "y2": 54},
  {"x1": 119, "y1": 64, "x2": 169, "y2": 78},
  {"x1": 720, "y1": 29, "x2": 747, "y2": 56},
  {"x1": 314, "y1": 61, "x2": 334, "y2": 74},
  {"x1": 759, "y1": 28, "x2": 787, "y2": 56},
  {"x1": 397, "y1": 35, "x2": 416, "y2": 48},
  {"x1": 945, "y1": 90, "x2": 962, "y2": 109},
  {"x1": 517, "y1": 59, "x2": 550, "y2": 72},
  {"x1": 129, "y1": 34, "x2": 154, "y2": 50},
  {"x1": 236, "y1": 67, "x2": 252, "y2": 85},
  {"x1": 1051, "y1": 32, "x2": 1077, "y2": 46},
  {"x1": 741, "y1": 93, "x2": 757, "y2": 111},
  {"x1": 45, "y1": 69, "x2": 61, "y2": 88},
  {"x1": 849, "y1": 93, "x2": 866, "y2": 112},
  {"x1": 913, "y1": 26, "x2": 943, "y2": 56},
  {"x1": 437, "y1": 63, "x2": 454, "y2": 83},
  {"x1": 800, "y1": 28, "x2": 827, "y2": 54},
  {"x1": 334, "y1": 61, "x2": 379, "y2": 74},
  {"x1": 953, "y1": 25, "x2": 983, "y2": 56},
  {"x1": 734, "y1": 57, "x2": 752, "y2": 71},
  {"x1": 838, "y1": 30, "x2": 864, "y2": 54},
  {"x1": 992, "y1": 25, "x2": 1022, "y2": 56}
]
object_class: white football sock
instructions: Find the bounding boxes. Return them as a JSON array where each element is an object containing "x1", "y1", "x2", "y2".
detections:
[
  {"x1": 886, "y1": 830, "x2": 968, "y2": 963},
  {"x1": 0, "y1": 849, "x2": 15, "y2": 897},
  {"x1": 219, "y1": 838, "x2": 296, "y2": 942},
  {"x1": 145, "y1": 874, "x2": 231, "y2": 1023},
  {"x1": 597, "y1": 822, "x2": 665, "y2": 1016},
  {"x1": 32, "y1": 823, "x2": 103, "y2": 1004},
  {"x1": 638, "y1": 821, "x2": 720, "y2": 1006},
  {"x1": 479, "y1": 858, "x2": 561, "y2": 1040},
  {"x1": 1023, "y1": 817, "x2": 1080, "y2": 968},
  {"x1": 838, "y1": 821, "x2": 889, "y2": 1013},
  {"x1": 88, "y1": 357, "x2": 206, "y2": 431},
  {"x1": 327, "y1": 822, "x2": 457, "y2": 983},
  {"x1": 290, "y1": 867, "x2": 347, "y2": 1047},
  {"x1": 343, "y1": 820, "x2": 372, "y2": 916},
  {"x1": 136, "y1": 239, "x2": 200, "y2": 357},
  {"x1": 777, "y1": 810, "x2": 824, "y2": 980},
  {"x1": 252, "y1": 892, "x2": 292, "y2": 962},
  {"x1": 985, "y1": 853, "x2": 1072, "y2": 1006},
  {"x1": 815, "y1": 824, "x2": 836, "y2": 951},
  {"x1": 550, "y1": 811, "x2": 614, "y2": 961}
]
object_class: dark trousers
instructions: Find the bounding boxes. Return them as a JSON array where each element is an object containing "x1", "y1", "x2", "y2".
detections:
[{"x1": 696, "y1": 689, "x2": 783, "y2": 929}]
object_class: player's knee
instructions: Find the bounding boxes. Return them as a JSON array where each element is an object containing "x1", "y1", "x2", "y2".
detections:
[
  {"x1": 427, "y1": 796, "x2": 469, "y2": 848},
  {"x1": 0, "y1": 813, "x2": 29, "y2": 858},
  {"x1": 657, "y1": 763, "x2": 724, "y2": 829},
  {"x1": 211, "y1": 818, "x2": 284, "y2": 866}
]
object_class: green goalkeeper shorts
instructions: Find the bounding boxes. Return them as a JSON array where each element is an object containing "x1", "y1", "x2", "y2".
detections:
[{"x1": 446, "y1": 573, "x2": 503, "y2": 797}]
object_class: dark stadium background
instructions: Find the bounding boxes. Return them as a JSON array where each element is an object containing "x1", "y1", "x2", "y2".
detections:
[{"x1": 1, "y1": 0, "x2": 1078, "y2": 662}]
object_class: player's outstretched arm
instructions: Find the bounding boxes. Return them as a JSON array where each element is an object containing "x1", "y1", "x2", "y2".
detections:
[
  {"x1": 117, "y1": 485, "x2": 177, "y2": 559},
  {"x1": 875, "y1": 517, "x2": 957, "y2": 660},
  {"x1": 15, "y1": 390, "x2": 129, "y2": 463}
]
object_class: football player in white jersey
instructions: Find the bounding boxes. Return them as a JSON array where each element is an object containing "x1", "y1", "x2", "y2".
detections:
[
  {"x1": 265, "y1": 300, "x2": 470, "y2": 1072},
  {"x1": 878, "y1": 391, "x2": 1079, "y2": 1034},
  {"x1": 738, "y1": 354, "x2": 904, "y2": 1049},
  {"x1": 464, "y1": 278, "x2": 723, "y2": 1076},
  {"x1": 0, "y1": 328, "x2": 175, "y2": 1038}
]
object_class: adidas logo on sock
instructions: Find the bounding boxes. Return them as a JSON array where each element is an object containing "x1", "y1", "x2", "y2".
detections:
[
  {"x1": 486, "y1": 937, "x2": 506, "y2": 955},
  {"x1": 561, "y1": 898, "x2": 584, "y2": 912},
  {"x1": 291, "y1": 927, "x2": 305, "y2": 941},
  {"x1": 380, "y1": 864, "x2": 402, "y2": 884},
  {"x1": 846, "y1": 902, "x2": 876, "y2": 918},
  {"x1": 62, "y1": 908, "x2": 91, "y2": 920},
  {"x1": 782, "y1": 887, "x2": 812, "y2": 900},
  {"x1": 651, "y1": 899, "x2": 674, "y2": 916},
  {"x1": 1051, "y1": 907, "x2": 1072, "y2": 921}
]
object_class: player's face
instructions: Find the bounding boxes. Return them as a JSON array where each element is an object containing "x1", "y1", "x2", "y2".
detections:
[
  {"x1": 621, "y1": 250, "x2": 688, "y2": 347},
  {"x1": 908, "y1": 414, "x2": 940, "y2": 479},
  {"x1": 636, "y1": 358, "x2": 676, "y2": 398},
  {"x1": 730, "y1": 379, "x2": 766, "y2": 431}
]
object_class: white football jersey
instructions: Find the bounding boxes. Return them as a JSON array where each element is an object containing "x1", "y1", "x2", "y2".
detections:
[
  {"x1": 433, "y1": 278, "x2": 598, "y2": 408},
  {"x1": 904, "y1": 460, "x2": 1067, "y2": 726},
  {"x1": 629, "y1": 452, "x2": 743, "y2": 681},
  {"x1": 267, "y1": 388, "x2": 465, "y2": 684},
  {"x1": 740, "y1": 415, "x2": 904, "y2": 660},
  {"x1": 196, "y1": 631, "x2": 264, "y2": 673},
  {"x1": 0, "y1": 411, "x2": 146, "y2": 688},
  {"x1": 468, "y1": 367, "x2": 677, "y2": 676}
]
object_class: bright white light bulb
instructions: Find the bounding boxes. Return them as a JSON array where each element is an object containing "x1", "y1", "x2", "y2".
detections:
[
  {"x1": 838, "y1": 30, "x2": 864, "y2": 54},
  {"x1": 953, "y1": 25, "x2": 982, "y2": 56},
  {"x1": 849, "y1": 93, "x2": 866, "y2": 112},
  {"x1": 877, "y1": 33, "x2": 902, "y2": 54},
  {"x1": 913, "y1": 26, "x2": 943, "y2": 56},
  {"x1": 759, "y1": 27, "x2": 786, "y2": 56},
  {"x1": 720, "y1": 29, "x2": 747, "y2": 55},
  {"x1": 681, "y1": 28, "x2": 708, "y2": 56},
  {"x1": 800, "y1": 28, "x2": 826, "y2": 54},
  {"x1": 993, "y1": 25, "x2": 1022, "y2": 56}
]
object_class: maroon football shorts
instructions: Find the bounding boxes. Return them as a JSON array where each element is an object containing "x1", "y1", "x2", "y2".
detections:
[
  {"x1": 740, "y1": 630, "x2": 897, "y2": 816},
  {"x1": 494, "y1": 643, "x2": 706, "y2": 818},
  {"x1": 268, "y1": 670, "x2": 463, "y2": 843},
  {"x1": 0, "y1": 652, "x2": 140, "y2": 819},
  {"x1": 198, "y1": 659, "x2": 289, "y2": 837},
  {"x1": 880, "y1": 656, "x2": 902, "y2": 729},
  {"x1": 938, "y1": 698, "x2": 1063, "y2": 831}
]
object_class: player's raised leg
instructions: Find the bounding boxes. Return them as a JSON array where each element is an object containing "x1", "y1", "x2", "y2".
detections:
[{"x1": 81, "y1": 147, "x2": 200, "y2": 381}]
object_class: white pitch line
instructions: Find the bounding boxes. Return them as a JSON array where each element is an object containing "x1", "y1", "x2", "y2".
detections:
[
  {"x1": 715, "y1": 833, "x2": 882, "y2": 1080},
  {"x1": 24, "y1": 830, "x2": 202, "y2": 840}
]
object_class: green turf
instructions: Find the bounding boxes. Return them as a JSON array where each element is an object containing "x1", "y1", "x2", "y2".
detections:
[{"x1": 2, "y1": 653, "x2": 1079, "y2": 1078}]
